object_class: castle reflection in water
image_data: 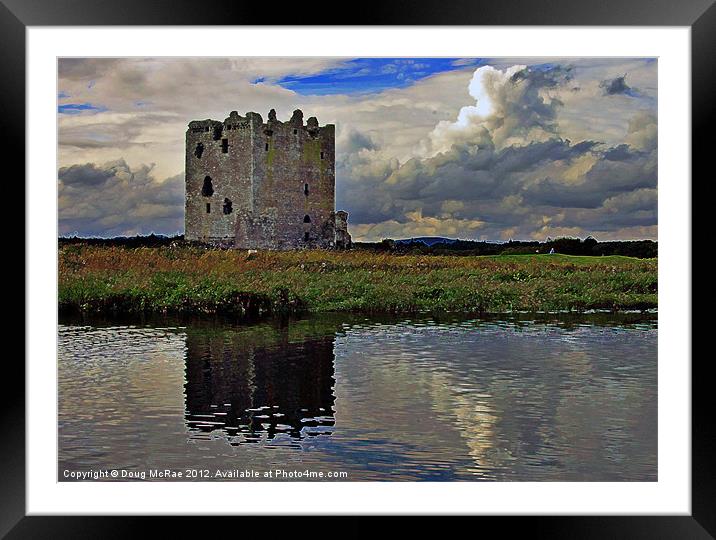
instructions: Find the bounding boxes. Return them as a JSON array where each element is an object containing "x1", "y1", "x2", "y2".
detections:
[
  {"x1": 184, "y1": 321, "x2": 337, "y2": 444},
  {"x1": 59, "y1": 313, "x2": 657, "y2": 480}
]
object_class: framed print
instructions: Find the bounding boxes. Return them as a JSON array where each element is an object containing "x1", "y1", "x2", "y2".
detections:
[{"x1": 7, "y1": 0, "x2": 713, "y2": 535}]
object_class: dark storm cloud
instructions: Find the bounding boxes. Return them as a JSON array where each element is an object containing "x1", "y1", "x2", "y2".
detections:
[
  {"x1": 498, "y1": 65, "x2": 572, "y2": 136},
  {"x1": 523, "y1": 144, "x2": 656, "y2": 209},
  {"x1": 58, "y1": 160, "x2": 184, "y2": 237},
  {"x1": 603, "y1": 144, "x2": 637, "y2": 161},
  {"x1": 491, "y1": 139, "x2": 598, "y2": 175},
  {"x1": 561, "y1": 188, "x2": 658, "y2": 232},
  {"x1": 600, "y1": 74, "x2": 638, "y2": 96},
  {"x1": 338, "y1": 133, "x2": 657, "y2": 239},
  {"x1": 509, "y1": 64, "x2": 573, "y2": 87},
  {"x1": 352, "y1": 139, "x2": 608, "y2": 212},
  {"x1": 342, "y1": 129, "x2": 378, "y2": 153},
  {"x1": 59, "y1": 162, "x2": 116, "y2": 186}
]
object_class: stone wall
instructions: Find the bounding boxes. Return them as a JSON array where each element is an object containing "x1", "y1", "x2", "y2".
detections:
[
  {"x1": 335, "y1": 210, "x2": 352, "y2": 249},
  {"x1": 185, "y1": 108, "x2": 346, "y2": 249}
]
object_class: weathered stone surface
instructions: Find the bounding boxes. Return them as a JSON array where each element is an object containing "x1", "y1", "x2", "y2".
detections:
[
  {"x1": 185, "y1": 109, "x2": 349, "y2": 249},
  {"x1": 335, "y1": 210, "x2": 352, "y2": 249}
]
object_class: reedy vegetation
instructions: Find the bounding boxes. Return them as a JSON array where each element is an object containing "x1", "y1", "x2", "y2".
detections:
[{"x1": 59, "y1": 245, "x2": 657, "y2": 316}]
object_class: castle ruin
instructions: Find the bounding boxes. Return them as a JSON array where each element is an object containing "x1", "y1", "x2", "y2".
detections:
[{"x1": 185, "y1": 109, "x2": 350, "y2": 249}]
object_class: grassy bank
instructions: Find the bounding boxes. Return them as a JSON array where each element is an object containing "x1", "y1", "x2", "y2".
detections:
[{"x1": 59, "y1": 245, "x2": 657, "y2": 316}]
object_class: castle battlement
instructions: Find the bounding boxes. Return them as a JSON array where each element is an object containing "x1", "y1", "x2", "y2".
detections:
[
  {"x1": 185, "y1": 109, "x2": 349, "y2": 250},
  {"x1": 187, "y1": 109, "x2": 335, "y2": 136}
]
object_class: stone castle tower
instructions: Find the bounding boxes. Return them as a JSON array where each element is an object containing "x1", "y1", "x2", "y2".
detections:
[{"x1": 185, "y1": 109, "x2": 350, "y2": 249}]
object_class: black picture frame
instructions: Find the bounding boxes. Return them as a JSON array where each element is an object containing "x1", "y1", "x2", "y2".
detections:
[{"x1": 7, "y1": 0, "x2": 711, "y2": 535}]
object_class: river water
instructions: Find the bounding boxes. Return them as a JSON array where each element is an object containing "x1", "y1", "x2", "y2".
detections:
[{"x1": 58, "y1": 313, "x2": 657, "y2": 481}]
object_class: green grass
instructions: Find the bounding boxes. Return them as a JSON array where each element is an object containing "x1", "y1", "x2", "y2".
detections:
[
  {"x1": 486, "y1": 253, "x2": 641, "y2": 265},
  {"x1": 58, "y1": 245, "x2": 657, "y2": 316}
]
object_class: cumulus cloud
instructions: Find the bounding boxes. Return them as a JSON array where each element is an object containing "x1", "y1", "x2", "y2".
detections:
[
  {"x1": 336, "y1": 62, "x2": 657, "y2": 241},
  {"x1": 625, "y1": 111, "x2": 657, "y2": 152},
  {"x1": 59, "y1": 159, "x2": 183, "y2": 237},
  {"x1": 424, "y1": 64, "x2": 573, "y2": 155}
]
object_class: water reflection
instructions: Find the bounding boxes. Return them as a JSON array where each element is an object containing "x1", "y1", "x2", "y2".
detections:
[
  {"x1": 184, "y1": 322, "x2": 336, "y2": 444},
  {"x1": 58, "y1": 313, "x2": 657, "y2": 481},
  {"x1": 331, "y1": 318, "x2": 657, "y2": 480}
]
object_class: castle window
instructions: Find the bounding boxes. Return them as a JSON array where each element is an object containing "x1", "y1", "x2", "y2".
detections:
[
  {"x1": 320, "y1": 151, "x2": 324, "y2": 159},
  {"x1": 304, "y1": 232, "x2": 310, "y2": 241},
  {"x1": 221, "y1": 138, "x2": 229, "y2": 153},
  {"x1": 206, "y1": 203, "x2": 211, "y2": 213},
  {"x1": 304, "y1": 183, "x2": 309, "y2": 196},
  {"x1": 223, "y1": 198, "x2": 233, "y2": 215},
  {"x1": 194, "y1": 142, "x2": 204, "y2": 158},
  {"x1": 201, "y1": 176, "x2": 214, "y2": 197},
  {"x1": 293, "y1": 129, "x2": 298, "y2": 135},
  {"x1": 303, "y1": 215, "x2": 311, "y2": 223},
  {"x1": 265, "y1": 142, "x2": 269, "y2": 151}
]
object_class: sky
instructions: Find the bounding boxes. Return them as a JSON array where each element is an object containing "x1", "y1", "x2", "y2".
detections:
[{"x1": 57, "y1": 57, "x2": 657, "y2": 241}]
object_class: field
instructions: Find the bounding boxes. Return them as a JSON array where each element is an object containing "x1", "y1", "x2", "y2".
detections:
[{"x1": 59, "y1": 245, "x2": 657, "y2": 316}]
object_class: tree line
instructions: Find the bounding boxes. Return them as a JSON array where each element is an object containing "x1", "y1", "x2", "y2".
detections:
[
  {"x1": 354, "y1": 237, "x2": 657, "y2": 258},
  {"x1": 58, "y1": 234, "x2": 657, "y2": 259}
]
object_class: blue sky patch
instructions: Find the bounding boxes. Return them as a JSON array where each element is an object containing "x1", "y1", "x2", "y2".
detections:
[
  {"x1": 58, "y1": 102, "x2": 106, "y2": 115},
  {"x1": 272, "y1": 58, "x2": 485, "y2": 95}
]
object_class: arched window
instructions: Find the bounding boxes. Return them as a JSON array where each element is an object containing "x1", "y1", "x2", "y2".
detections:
[
  {"x1": 194, "y1": 142, "x2": 204, "y2": 158},
  {"x1": 201, "y1": 176, "x2": 213, "y2": 197},
  {"x1": 223, "y1": 198, "x2": 233, "y2": 215},
  {"x1": 303, "y1": 215, "x2": 311, "y2": 223},
  {"x1": 304, "y1": 183, "x2": 309, "y2": 196}
]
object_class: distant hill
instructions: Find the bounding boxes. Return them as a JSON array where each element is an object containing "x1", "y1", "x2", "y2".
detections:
[{"x1": 394, "y1": 236, "x2": 459, "y2": 246}]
